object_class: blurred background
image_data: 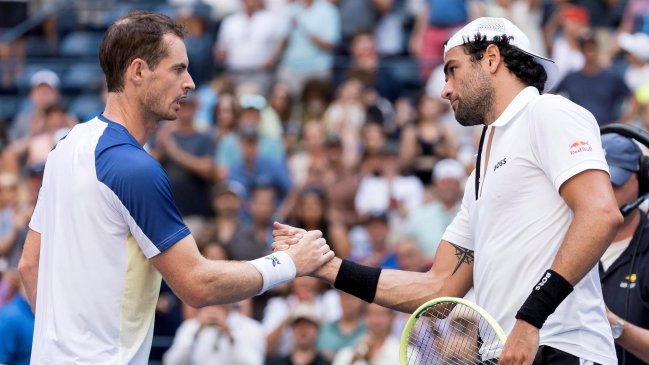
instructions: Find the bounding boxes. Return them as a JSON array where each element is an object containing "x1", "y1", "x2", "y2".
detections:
[{"x1": 0, "y1": 0, "x2": 648, "y2": 364}]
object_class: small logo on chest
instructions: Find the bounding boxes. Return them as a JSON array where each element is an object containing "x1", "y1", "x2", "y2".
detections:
[{"x1": 493, "y1": 158, "x2": 507, "y2": 171}]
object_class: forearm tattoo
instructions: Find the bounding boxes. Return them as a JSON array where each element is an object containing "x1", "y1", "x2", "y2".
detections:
[{"x1": 449, "y1": 242, "x2": 474, "y2": 275}]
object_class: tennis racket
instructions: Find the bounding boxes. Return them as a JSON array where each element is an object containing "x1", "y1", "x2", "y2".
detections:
[{"x1": 400, "y1": 297, "x2": 507, "y2": 365}]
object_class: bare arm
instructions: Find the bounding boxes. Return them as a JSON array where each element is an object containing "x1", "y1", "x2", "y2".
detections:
[
  {"x1": 613, "y1": 322, "x2": 649, "y2": 362},
  {"x1": 313, "y1": 240, "x2": 473, "y2": 313},
  {"x1": 151, "y1": 231, "x2": 332, "y2": 308},
  {"x1": 18, "y1": 229, "x2": 40, "y2": 311},
  {"x1": 552, "y1": 169, "x2": 622, "y2": 284}
]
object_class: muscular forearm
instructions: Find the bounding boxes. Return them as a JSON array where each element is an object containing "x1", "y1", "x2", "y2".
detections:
[
  {"x1": 315, "y1": 243, "x2": 472, "y2": 313},
  {"x1": 187, "y1": 260, "x2": 263, "y2": 307}
]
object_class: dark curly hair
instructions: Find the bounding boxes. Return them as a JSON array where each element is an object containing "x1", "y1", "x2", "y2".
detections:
[{"x1": 460, "y1": 33, "x2": 547, "y2": 93}]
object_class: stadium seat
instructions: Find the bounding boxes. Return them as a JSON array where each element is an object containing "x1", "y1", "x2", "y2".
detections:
[
  {"x1": 60, "y1": 31, "x2": 104, "y2": 57},
  {"x1": 24, "y1": 36, "x2": 56, "y2": 57},
  {"x1": 61, "y1": 62, "x2": 104, "y2": 93},
  {"x1": 0, "y1": 95, "x2": 19, "y2": 123},
  {"x1": 68, "y1": 94, "x2": 104, "y2": 122}
]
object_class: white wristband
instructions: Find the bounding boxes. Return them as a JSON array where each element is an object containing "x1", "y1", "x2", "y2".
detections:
[{"x1": 248, "y1": 251, "x2": 296, "y2": 295}]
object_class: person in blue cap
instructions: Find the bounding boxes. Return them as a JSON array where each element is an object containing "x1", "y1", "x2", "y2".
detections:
[{"x1": 600, "y1": 133, "x2": 649, "y2": 365}]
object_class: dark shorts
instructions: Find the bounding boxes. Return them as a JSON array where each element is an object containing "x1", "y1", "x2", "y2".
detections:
[{"x1": 480, "y1": 346, "x2": 601, "y2": 365}]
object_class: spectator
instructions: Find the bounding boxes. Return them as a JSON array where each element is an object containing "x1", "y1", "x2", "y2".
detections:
[
  {"x1": 555, "y1": 33, "x2": 631, "y2": 126},
  {"x1": 216, "y1": 95, "x2": 286, "y2": 170},
  {"x1": 321, "y1": 135, "x2": 361, "y2": 226},
  {"x1": 266, "y1": 303, "x2": 332, "y2": 365},
  {"x1": 404, "y1": 158, "x2": 466, "y2": 258},
  {"x1": 226, "y1": 184, "x2": 276, "y2": 261},
  {"x1": 214, "y1": 0, "x2": 283, "y2": 93},
  {"x1": 317, "y1": 291, "x2": 367, "y2": 361},
  {"x1": 352, "y1": 211, "x2": 398, "y2": 269},
  {"x1": 323, "y1": 78, "x2": 366, "y2": 166},
  {"x1": 0, "y1": 173, "x2": 30, "y2": 272},
  {"x1": 163, "y1": 303, "x2": 266, "y2": 365},
  {"x1": 337, "y1": 32, "x2": 401, "y2": 102},
  {"x1": 288, "y1": 186, "x2": 351, "y2": 258},
  {"x1": 10, "y1": 69, "x2": 60, "y2": 146},
  {"x1": 617, "y1": 32, "x2": 649, "y2": 93},
  {"x1": 0, "y1": 122, "x2": 18, "y2": 175},
  {"x1": 288, "y1": 121, "x2": 328, "y2": 189},
  {"x1": 263, "y1": 277, "x2": 341, "y2": 357},
  {"x1": 355, "y1": 142, "x2": 424, "y2": 219},
  {"x1": 394, "y1": 236, "x2": 430, "y2": 272},
  {"x1": 149, "y1": 94, "x2": 217, "y2": 223},
  {"x1": 547, "y1": 4, "x2": 590, "y2": 83},
  {"x1": 599, "y1": 133, "x2": 649, "y2": 365},
  {"x1": 409, "y1": 0, "x2": 469, "y2": 78},
  {"x1": 199, "y1": 182, "x2": 244, "y2": 246},
  {"x1": 331, "y1": 304, "x2": 399, "y2": 365},
  {"x1": 276, "y1": 0, "x2": 341, "y2": 96},
  {"x1": 0, "y1": 272, "x2": 33, "y2": 365},
  {"x1": 25, "y1": 103, "x2": 73, "y2": 170},
  {"x1": 213, "y1": 92, "x2": 240, "y2": 144},
  {"x1": 400, "y1": 93, "x2": 459, "y2": 185},
  {"x1": 227, "y1": 124, "x2": 293, "y2": 217}
]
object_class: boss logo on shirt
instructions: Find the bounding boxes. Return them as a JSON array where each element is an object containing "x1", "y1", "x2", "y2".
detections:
[
  {"x1": 494, "y1": 158, "x2": 506, "y2": 171},
  {"x1": 569, "y1": 140, "x2": 592, "y2": 155}
]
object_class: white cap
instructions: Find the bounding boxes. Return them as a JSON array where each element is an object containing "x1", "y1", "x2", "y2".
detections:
[
  {"x1": 618, "y1": 32, "x2": 649, "y2": 62},
  {"x1": 30, "y1": 69, "x2": 60, "y2": 89},
  {"x1": 444, "y1": 17, "x2": 559, "y2": 93},
  {"x1": 433, "y1": 159, "x2": 466, "y2": 181}
]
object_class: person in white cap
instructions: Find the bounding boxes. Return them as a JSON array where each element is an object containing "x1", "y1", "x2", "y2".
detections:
[{"x1": 274, "y1": 17, "x2": 622, "y2": 365}]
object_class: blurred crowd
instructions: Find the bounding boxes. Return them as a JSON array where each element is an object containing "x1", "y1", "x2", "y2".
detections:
[{"x1": 1, "y1": 0, "x2": 649, "y2": 364}]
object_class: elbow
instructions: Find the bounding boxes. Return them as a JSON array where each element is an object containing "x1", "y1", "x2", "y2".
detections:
[{"x1": 18, "y1": 257, "x2": 35, "y2": 281}]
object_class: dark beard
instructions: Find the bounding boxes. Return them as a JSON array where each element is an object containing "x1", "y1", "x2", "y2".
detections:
[{"x1": 454, "y1": 73, "x2": 494, "y2": 127}]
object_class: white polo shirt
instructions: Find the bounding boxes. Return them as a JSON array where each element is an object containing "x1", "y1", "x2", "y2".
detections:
[{"x1": 442, "y1": 87, "x2": 616, "y2": 364}]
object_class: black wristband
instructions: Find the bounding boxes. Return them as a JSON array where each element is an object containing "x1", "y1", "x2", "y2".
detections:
[
  {"x1": 515, "y1": 269, "x2": 574, "y2": 329},
  {"x1": 334, "y1": 259, "x2": 382, "y2": 303}
]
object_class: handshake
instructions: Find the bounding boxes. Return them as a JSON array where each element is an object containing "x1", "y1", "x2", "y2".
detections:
[{"x1": 270, "y1": 221, "x2": 336, "y2": 277}]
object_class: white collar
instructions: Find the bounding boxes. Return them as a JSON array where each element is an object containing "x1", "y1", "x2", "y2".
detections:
[{"x1": 490, "y1": 86, "x2": 540, "y2": 127}]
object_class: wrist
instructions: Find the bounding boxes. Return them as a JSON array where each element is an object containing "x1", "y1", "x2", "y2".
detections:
[
  {"x1": 611, "y1": 315, "x2": 625, "y2": 340},
  {"x1": 515, "y1": 269, "x2": 573, "y2": 329},
  {"x1": 248, "y1": 251, "x2": 296, "y2": 295}
]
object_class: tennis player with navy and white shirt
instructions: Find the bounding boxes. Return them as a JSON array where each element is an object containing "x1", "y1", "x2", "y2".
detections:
[
  {"x1": 276, "y1": 17, "x2": 622, "y2": 365},
  {"x1": 18, "y1": 12, "x2": 333, "y2": 365}
]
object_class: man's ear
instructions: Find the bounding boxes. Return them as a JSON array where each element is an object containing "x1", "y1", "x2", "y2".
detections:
[
  {"x1": 484, "y1": 44, "x2": 501, "y2": 73},
  {"x1": 126, "y1": 58, "x2": 149, "y2": 86}
]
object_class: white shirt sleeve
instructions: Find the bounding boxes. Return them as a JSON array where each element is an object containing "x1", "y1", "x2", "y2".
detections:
[
  {"x1": 528, "y1": 96, "x2": 609, "y2": 191},
  {"x1": 441, "y1": 174, "x2": 475, "y2": 250},
  {"x1": 28, "y1": 187, "x2": 45, "y2": 233}
]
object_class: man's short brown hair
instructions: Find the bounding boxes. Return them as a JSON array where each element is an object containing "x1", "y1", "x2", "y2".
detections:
[{"x1": 99, "y1": 11, "x2": 186, "y2": 92}]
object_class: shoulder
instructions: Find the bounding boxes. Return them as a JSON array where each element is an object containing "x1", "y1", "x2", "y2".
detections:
[{"x1": 528, "y1": 93, "x2": 596, "y2": 124}]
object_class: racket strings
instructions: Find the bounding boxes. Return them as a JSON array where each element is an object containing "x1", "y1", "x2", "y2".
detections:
[{"x1": 406, "y1": 303, "x2": 500, "y2": 364}]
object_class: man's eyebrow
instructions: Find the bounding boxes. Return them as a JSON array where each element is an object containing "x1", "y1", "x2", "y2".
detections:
[{"x1": 171, "y1": 62, "x2": 188, "y2": 70}]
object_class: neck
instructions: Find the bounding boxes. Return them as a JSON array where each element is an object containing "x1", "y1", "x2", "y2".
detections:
[
  {"x1": 484, "y1": 79, "x2": 526, "y2": 125},
  {"x1": 292, "y1": 348, "x2": 317, "y2": 364},
  {"x1": 582, "y1": 63, "x2": 601, "y2": 75},
  {"x1": 103, "y1": 92, "x2": 157, "y2": 145},
  {"x1": 614, "y1": 210, "x2": 640, "y2": 242}
]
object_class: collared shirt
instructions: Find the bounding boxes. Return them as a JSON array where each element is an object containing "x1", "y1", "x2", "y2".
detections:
[{"x1": 442, "y1": 87, "x2": 615, "y2": 364}]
